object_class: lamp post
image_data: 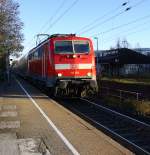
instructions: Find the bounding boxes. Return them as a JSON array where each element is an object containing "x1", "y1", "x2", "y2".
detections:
[
  {"x1": 94, "y1": 37, "x2": 99, "y2": 73},
  {"x1": 94, "y1": 37, "x2": 99, "y2": 53}
]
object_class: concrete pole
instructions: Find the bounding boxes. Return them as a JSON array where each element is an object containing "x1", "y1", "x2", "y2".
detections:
[
  {"x1": 94, "y1": 37, "x2": 99, "y2": 74},
  {"x1": 6, "y1": 51, "x2": 10, "y2": 84}
]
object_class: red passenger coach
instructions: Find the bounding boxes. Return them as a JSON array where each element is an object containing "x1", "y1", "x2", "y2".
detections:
[{"x1": 18, "y1": 34, "x2": 98, "y2": 97}]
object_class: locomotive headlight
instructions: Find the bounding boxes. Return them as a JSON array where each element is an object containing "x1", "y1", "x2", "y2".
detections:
[
  {"x1": 87, "y1": 72, "x2": 91, "y2": 76},
  {"x1": 73, "y1": 54, "x2": 76, "y2": 58},
  {"x1": 58, "y1": 73, "x2": 62, "y2": 77}
]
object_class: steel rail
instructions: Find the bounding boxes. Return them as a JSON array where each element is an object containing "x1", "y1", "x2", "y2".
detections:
[
  {"x1": 80, "y1": 98, "x2": 150, "y2": 128},
  {"x1": 60, "y1": 98, "x2": 150, "y2": 155},
  {"x1": 70, "y1": 105, "x2": 150, "y2": 155}
]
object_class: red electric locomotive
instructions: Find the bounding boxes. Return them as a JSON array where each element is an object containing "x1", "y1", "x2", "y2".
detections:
[{"x1": 17, "y1": 34, "x2": 98, "y2": 97}]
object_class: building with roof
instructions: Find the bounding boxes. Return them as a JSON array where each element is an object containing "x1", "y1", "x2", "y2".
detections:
[{"x1": 95, "y1": 48, "x2": 150, "y2": 77}]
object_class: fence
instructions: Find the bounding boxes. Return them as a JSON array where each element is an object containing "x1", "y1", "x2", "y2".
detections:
[{"x1": 100, "y1": 87, "x2": 143, "y2": 101}]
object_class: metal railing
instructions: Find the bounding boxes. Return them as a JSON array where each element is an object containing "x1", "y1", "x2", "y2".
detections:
[{"x1": 100, "y1": 87, "x2": 143, "y2": 101}]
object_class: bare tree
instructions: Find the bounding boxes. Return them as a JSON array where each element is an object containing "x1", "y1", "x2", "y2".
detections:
[
  {"x1": 0, "y1": 0, "x2": 23, "y2": 74},
  {"x1": 116, "y1": 38, "x2": 122, "y2": 49},
  {"x1": 114, "y1": 38, "x2": 130, "y2": 49},
  {"x1": 121, "y1": 38, "x2": 130, "y2": 48},
  {"x1": 0, "y1": 0, "x2": 24, "y2": 53}
]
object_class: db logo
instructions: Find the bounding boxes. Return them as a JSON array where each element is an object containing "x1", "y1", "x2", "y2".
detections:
[{"x1": 70, "y1": 64, "x2": 78, "y2": 69}]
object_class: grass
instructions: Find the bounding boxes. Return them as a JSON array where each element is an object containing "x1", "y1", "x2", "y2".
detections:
[
  {"x1": 99, "y1": 76, "x2": 150, "y2": 85},
  {"x1": 102, "y1": 96, "x2": 150, "y2": 117},
  {"x1": 97, "y1": 75, "x2": 150, "y2": 117},
  {"x1": 135, "y1": 100, "x2": 150, "y2": 116}
]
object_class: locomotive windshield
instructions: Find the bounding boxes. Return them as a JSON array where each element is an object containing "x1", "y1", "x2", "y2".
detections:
[
  {"x1": 74, "y1": 41, "x2": 89, "y2": 53},
  {"x1": 54, "y1": 40, "x2": 90, "y2": 54},
  {"x1": 55, "y1": 41, "x2": 73, "y2": 53}
]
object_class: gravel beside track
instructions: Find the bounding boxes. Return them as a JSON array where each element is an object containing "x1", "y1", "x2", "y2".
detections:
[{"x1": 57, "y1": 98, "x2": 150, "y2": 155}]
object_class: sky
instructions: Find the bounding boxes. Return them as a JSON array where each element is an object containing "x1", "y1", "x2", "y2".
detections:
[{"x1": 17, "y1": 0, "x2": 150, "y2": 54}]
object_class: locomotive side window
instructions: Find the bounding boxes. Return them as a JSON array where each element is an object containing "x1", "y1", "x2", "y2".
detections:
[
  {"x1": 74, "y1": 41, "x2": 89, "y2": 53},
  {"x1": 29, "y1": 53, "x2": 33, "y2": 60},
  {"x1": 55, "y1": 41, "x2": 73, "y2": 53},
  {"x1": 34, "y1": 51, "x2": 38, "y2": 59},
  {"x1": 38, "y1": 48, "x2": 42, "y2": 59},
  {"x1": 28, "y1": 54, "x2": 32, "y2": 60}
]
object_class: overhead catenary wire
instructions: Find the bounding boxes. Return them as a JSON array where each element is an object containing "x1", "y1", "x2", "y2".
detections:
[
  {"x1": 23, "y1": 0, "x2": 79, "y2": 54},
  {"x1": 121, "y1": 25, "x2": 150, "y2": 40},
  {"x1": 76, "y1": 1, "x2": 129, "y2": 34},
  {"x1": 102, "y1": 19, "x2": 150, "y2": 44},
  {"x1": 23, "y1": 0, "x2": 67, "y2": 53},
  {"x1": 78, "y1": 8, "x2": 131, "y2": 35},
  {"x1": 90, "y1": 13, "x2": 150, "y2": 37},
  {"x1": 78, "y1": 0, "x2": 147, "y2": 35},
  {"x1": 102, "y1": 26, "x2": 150, "y2": 49},
  {"x1": 22, "y1": 0, "x2": 147, "y2": 54},
  {"x1": 132, "y1": 0, "x2": 148, "y2": 7},
  {"x1": 43, "y1": 0, "x2": 79, "y2": 34},
  {"x1": 39, "y1": 0, "x2": 67, "y2": 33}
]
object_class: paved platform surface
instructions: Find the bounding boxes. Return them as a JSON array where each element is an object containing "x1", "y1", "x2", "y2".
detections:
[{"x1": 0, "y1": 77, "x2": 134, "y2": 155}]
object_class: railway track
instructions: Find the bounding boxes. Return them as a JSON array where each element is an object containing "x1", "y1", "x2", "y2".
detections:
[{"x1": 57, "y1": 98, "x2": 150, "y2": 155}]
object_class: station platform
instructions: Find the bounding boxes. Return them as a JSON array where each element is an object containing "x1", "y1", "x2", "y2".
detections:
[{"x1": 0, "y1": 76, "x2": 134, "y2": 155}]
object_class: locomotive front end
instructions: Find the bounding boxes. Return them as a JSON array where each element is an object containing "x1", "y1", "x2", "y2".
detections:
[{"x1": 53, "y1": 35, "x2": 98, "y2": 97}]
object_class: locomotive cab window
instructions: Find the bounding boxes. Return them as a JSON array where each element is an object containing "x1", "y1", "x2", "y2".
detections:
[
  {"x1": 54, "y1": 40, "x2": 90, "y2": 54},
  {"x1": 74, "y1": 40, "x2": 90, "y2": 53},
  {"x1": 55, "y1": 41, "x2": 73, "y2": 53}
]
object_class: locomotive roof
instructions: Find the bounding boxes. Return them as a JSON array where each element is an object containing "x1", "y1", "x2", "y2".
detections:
[
  {"x1": 29, "y1": 34, "x2": 89, "y2": 54},
  {"x1": 49, "y1": 34, "x2": 76, "y2": 38}
]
